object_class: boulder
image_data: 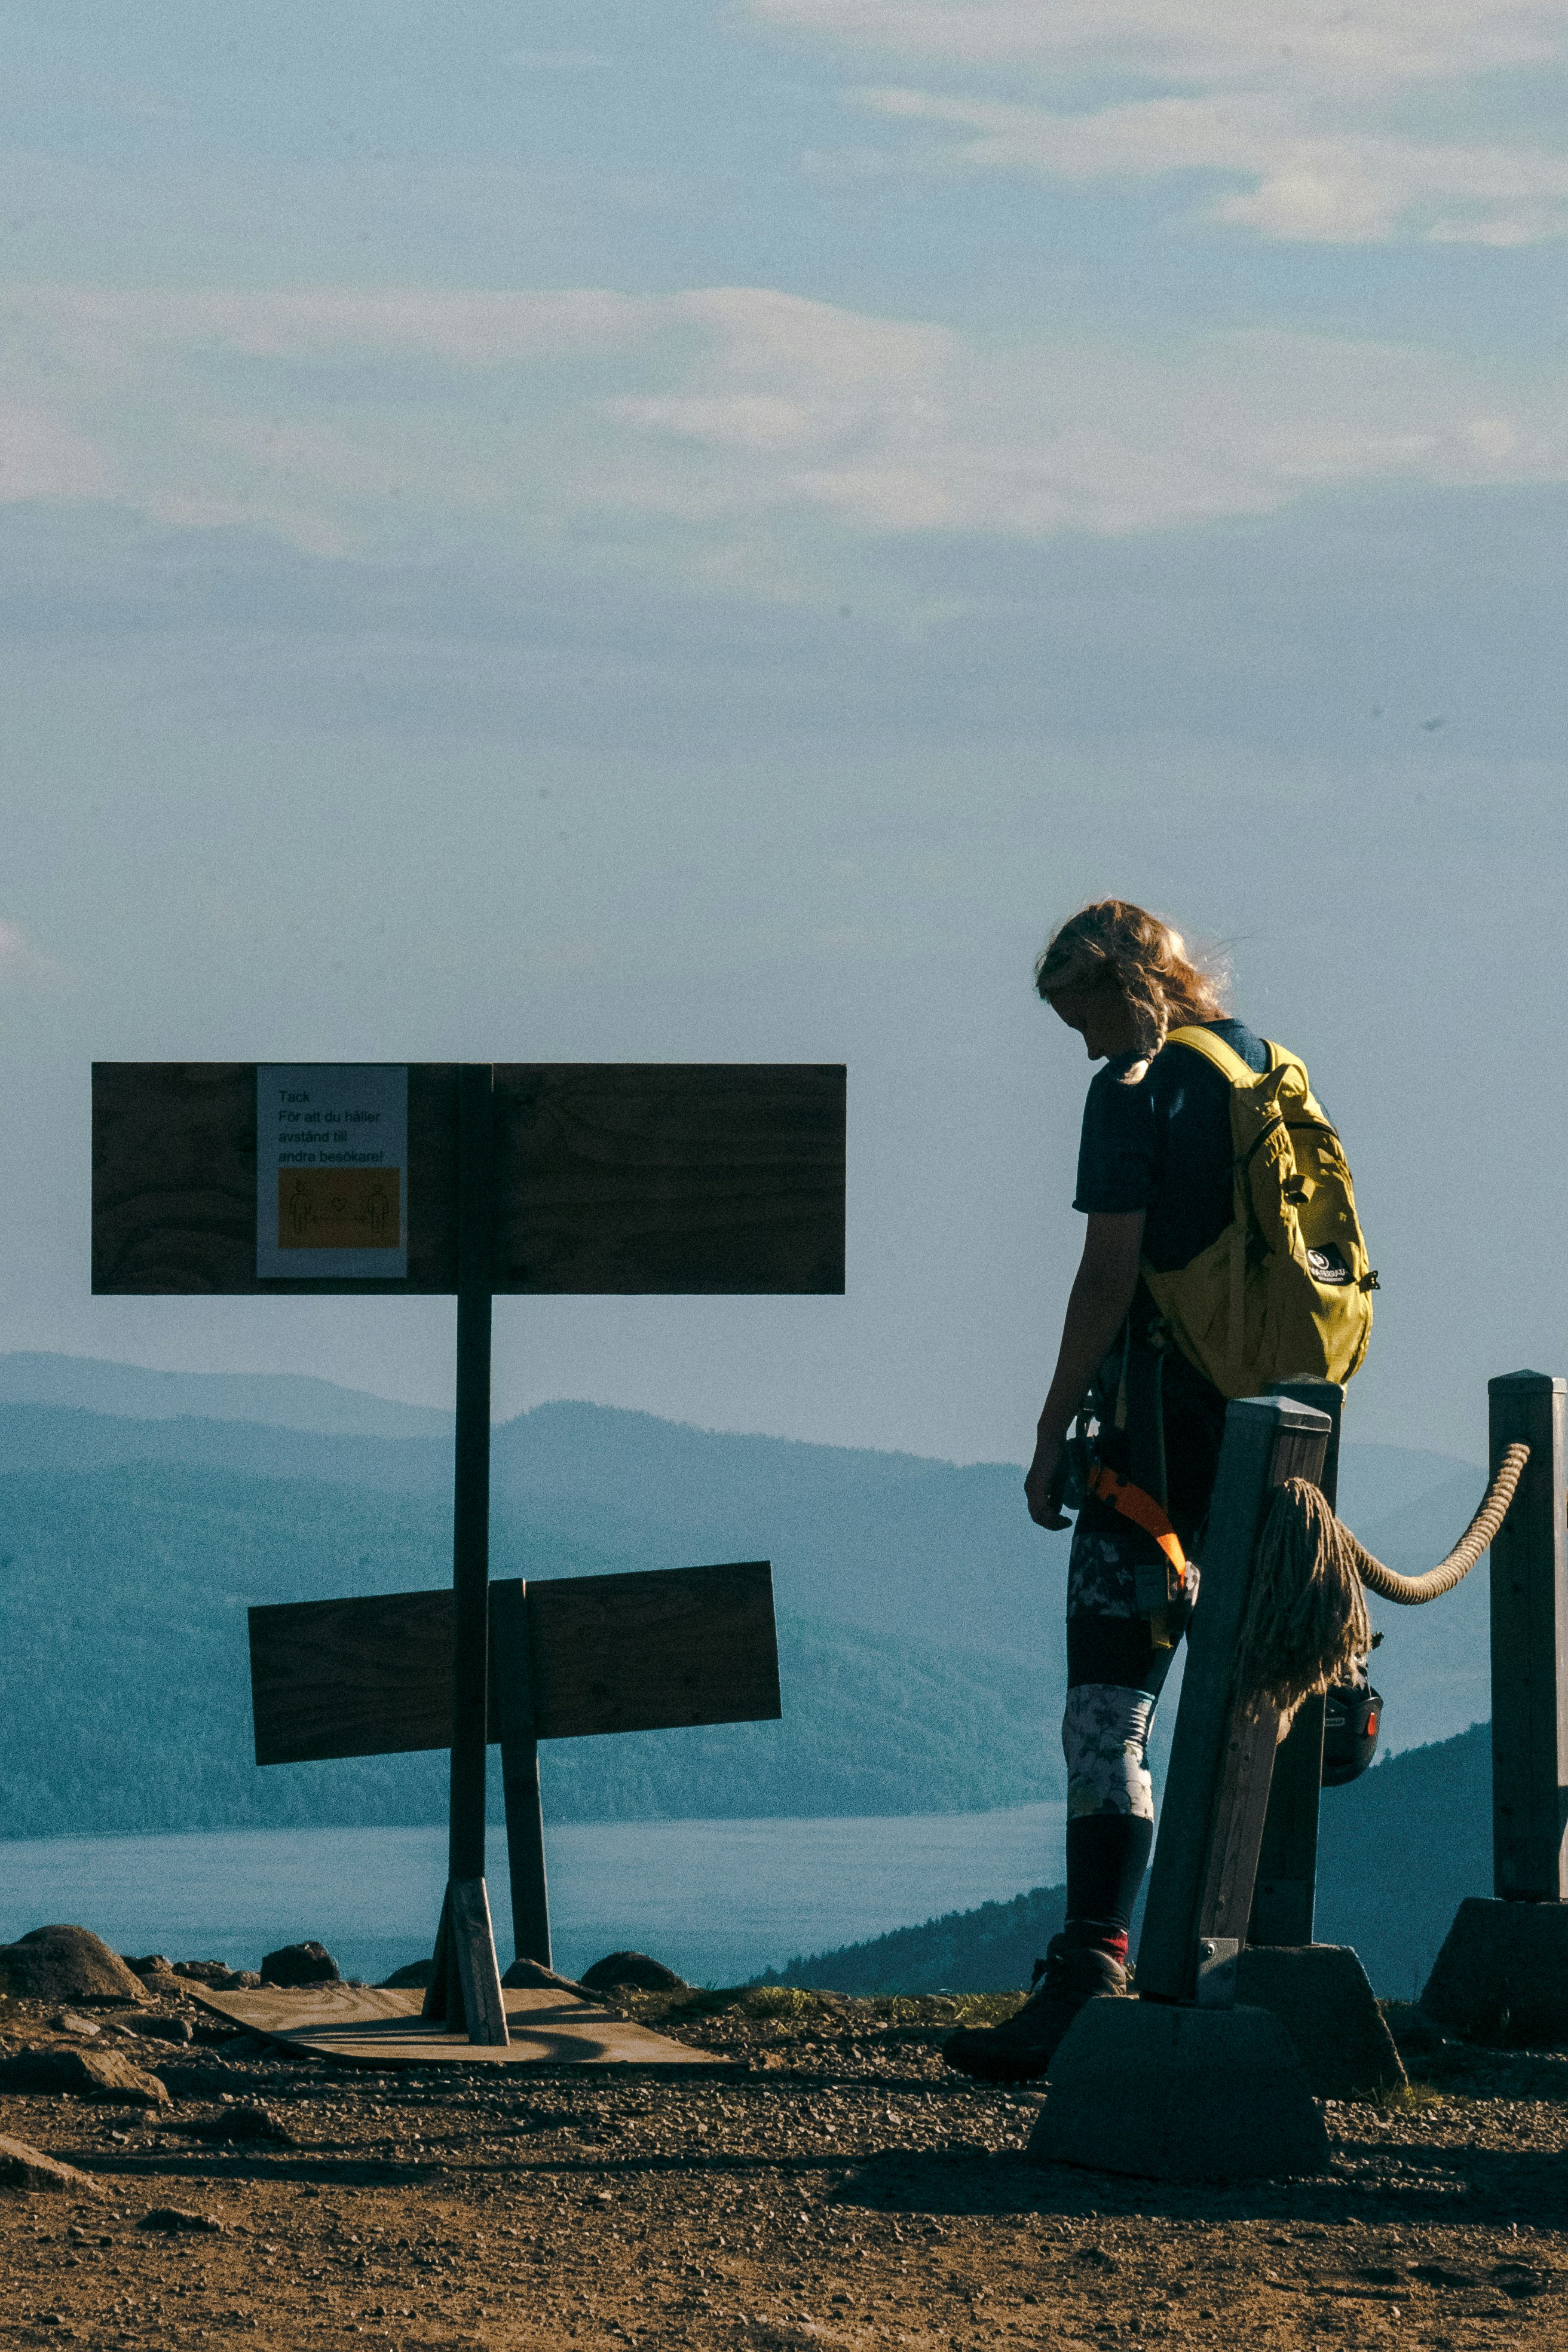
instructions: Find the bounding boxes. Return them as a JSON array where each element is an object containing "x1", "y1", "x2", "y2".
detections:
[
  {"x1": 138, "y1": 2207, "x2": 223, "y2": 2234},
  {"x1": 112, "y1": 2016, "x2": 194, "y2": 2047},
  {"x1": 0, "y1": 1927, "x2": 147, "y2": 2007},
  {"x1": 155, "y1": 2060, "x2": 266, "y2": 2098},
  {"x1": 0, "y1": 2136, "x2": 102, "y2": 2195},
  {"x1": 132, "y1": 1970, "x2": 188, "y2": 2002},
  {"x1": 259, "y1": 1941, "x2": 341, "y2": 1989},
  {"x1": 166, "y1": 2103, "x2": 295, "y2": 2146},
  {"x1": 0, "y1": 2047, "x2": 171, "y2": 2108},
  {"x1": 172, "y1": 1962, "x2": 234, "y2": 1986},
  {"x1": 501, "y1": 1959, "x2": 590, "y2": 1996},
  {"x1": 380, "y1": 1958, "x2": 433, "y2": 1989},
  {"x1": 580, "y1": 1951, "x2": 688, "y2": 1993}
]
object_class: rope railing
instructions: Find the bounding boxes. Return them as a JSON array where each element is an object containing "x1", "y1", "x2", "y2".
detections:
[
  {"x1": 1235, "y1": 1441, "x2": 1532, "y2": 1723},
  {"x1": 1340, "y1": 1440, "x2": 1530, "y2": 1606}
]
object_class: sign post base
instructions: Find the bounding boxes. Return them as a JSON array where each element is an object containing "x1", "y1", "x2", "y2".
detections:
[{"x1": 422, "y1": 1879, "x2": 510, "y2": 2047}]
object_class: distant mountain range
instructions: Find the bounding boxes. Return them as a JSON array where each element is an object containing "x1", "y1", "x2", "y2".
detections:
[
  {"x1": 0, "y1": 1349, "x2": 1494, "y2": 1751},
  {"x1": 0, "y1": 1351, "x2": 454, "y2": 1441},
  {"x1": 0, "y1": 1351, "x2": 1505, "y2": 1996}
]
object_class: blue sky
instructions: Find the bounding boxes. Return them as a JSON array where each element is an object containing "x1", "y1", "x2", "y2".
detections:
[{"x1": 3, "y1": 0, "x2": 1566, "y2": 1463}]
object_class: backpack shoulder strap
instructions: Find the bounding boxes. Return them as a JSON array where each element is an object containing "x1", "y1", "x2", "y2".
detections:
[{"x1": 1165, "y1": 1024, "x2": 1275, "y2": 1088}]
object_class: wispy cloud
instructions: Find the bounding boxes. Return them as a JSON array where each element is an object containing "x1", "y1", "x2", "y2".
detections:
[
  {"x1": 0, "y1": 921, "x2": 68, "y2": 991},
  {"x1": 5, "y1": 285, "x2": 660, "y2": 368},
  {"x1": 755, "y1": 0, "x2": 1568, "y2": 243},
  {"x1": 2, "y1": 281, "x2": 1562, "y2": 563},
  {"x1": 751, "y1": 0, "x2": 1567, "y2": 85},
  {"x1": 0, "y1": 402, "x2": 115, "y2": 502},
  {"x1": 856, "y1": 85, "x2": 1568, "y2": 243}
]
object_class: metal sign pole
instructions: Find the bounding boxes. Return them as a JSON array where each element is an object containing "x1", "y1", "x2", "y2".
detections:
[{"x1": 425, "y1": 1062, "x2": 509, "y2": 2043}]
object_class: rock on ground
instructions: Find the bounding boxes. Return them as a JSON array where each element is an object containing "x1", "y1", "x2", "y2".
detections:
[
  {"x1": 137, "y1": 2207, "x2": 224, "y2": 2234},
  {"x1": 0, "y1": 2045, "x2": 172, "y2": 2107},
  {"x1": 111, "y1": 2014, "x2": 194, "y2": 2047},
  {"x1": 0, "y1": 2136, "x2": 102, "y2": 2195},
  {"x1": 500, "y1": 1958, "x2": 590, "y2": 1995},
  {"x1": 379, "y1": 1957, "x2": 433, "y2": 1988},
  {"x1": 260, "y1": 1940, "x2": 340, "y2": 1987},
  {"x1": 165, "y1": 2103, "x2": 295, "y2": 2146},
  {"x1": 0, "y1": 1926, "x2": 147, "y2": 2007},
  {"x1": 580, "y1": 1950, "x2": 688, "y2": 1992}
]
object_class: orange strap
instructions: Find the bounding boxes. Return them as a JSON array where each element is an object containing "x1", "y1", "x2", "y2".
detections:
[{"x1": 1090, "y1": 1463, "x2": 1188, "y2": 1579}]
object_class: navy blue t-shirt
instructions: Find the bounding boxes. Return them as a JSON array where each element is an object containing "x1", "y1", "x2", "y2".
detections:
[{"x1": 1073, "y1": 1019, "x2": 1269, "y2": 1274}]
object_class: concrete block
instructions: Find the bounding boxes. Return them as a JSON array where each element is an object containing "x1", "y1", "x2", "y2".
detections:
[
  {"x1": 1235, "y1": 1944, "x2": 1405, "y2": 2098},
  {"x1": 1027, "y1": 1998, "x2": 1330, "y2": 2181},
  {"x1": 1420, "y1": 1897, "x2": 1568, "y2": 2046}
]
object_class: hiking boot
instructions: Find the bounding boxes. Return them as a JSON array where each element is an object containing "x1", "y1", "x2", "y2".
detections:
[{"x1": 941, "y1": 1936, "x2": 1128, "y2": 2082}]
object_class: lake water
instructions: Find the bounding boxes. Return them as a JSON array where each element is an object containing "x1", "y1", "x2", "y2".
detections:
[{"x1": 0, "y1": 1803, "x2": 1066, "y2": 1988}]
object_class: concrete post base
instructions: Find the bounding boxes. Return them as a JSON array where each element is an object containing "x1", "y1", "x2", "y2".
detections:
[
  {"x1": 1235, "y1": 1944, "x2": 1405, "y2": 2098},
  {"x1": 1420, "y1": 1897, "x2": 1568, "y2": 2045},
  {"x1": 1026, "y1": 1998, "x2": 1330, "y2": 2182}
]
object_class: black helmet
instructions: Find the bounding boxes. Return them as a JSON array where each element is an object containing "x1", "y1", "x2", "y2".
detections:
[{"x1": 1322, "y1": 1680, "x2": 1382, "y2": 1786}]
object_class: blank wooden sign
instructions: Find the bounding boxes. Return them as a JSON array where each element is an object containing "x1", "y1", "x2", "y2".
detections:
[
  {"x1": 250, "y1": 1561, "x2": 780, "y2": 1768},
  {"x1": 93, "y1": 1062, "x2": 845, "y2": 1296}
]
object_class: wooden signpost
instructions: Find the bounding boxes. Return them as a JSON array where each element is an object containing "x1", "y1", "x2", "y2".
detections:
[
  {"x1": 247, "y1": 1559, "x2": 782, "y2": 1981},
  {"x1": 93, "y1": 1059, "x2": 845, "y2": 2044}
]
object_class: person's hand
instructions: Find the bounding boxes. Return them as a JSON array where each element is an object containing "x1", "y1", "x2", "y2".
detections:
[{"x1": 1025, "y1": 1428, "x2": 1071, "y2": 1531}]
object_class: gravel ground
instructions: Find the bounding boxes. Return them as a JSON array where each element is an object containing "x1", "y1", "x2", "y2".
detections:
[{"x1": 2, "y1": 1983, "x2": 1565, "y2": 2350}]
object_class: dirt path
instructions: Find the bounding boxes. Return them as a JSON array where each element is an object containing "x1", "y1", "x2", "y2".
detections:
[{"x1": 2, "y1": 1986, "x2": 1565, "y2": 2348}]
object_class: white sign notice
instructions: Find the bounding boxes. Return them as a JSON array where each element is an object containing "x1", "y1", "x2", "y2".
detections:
[{"x1": 256, "y1": 1064, "x2": 409, "y2": 1281}]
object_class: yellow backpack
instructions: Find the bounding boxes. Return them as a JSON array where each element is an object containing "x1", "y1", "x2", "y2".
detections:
[{"x1": 1140, "y1": 1026, "x2": 1377, "y2": 1401}]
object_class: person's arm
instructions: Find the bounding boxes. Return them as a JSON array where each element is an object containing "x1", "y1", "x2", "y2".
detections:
[{"x1": 1024, "y1": 1209, "x2": 1146, "y2": 1530}]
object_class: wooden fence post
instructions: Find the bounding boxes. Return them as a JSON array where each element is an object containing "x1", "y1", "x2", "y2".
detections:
[
  {"x1": 1137, "y1": 1395, "x2": 1330, "y2": 2005},
  {"x1": 1488, "y1": 1371, "x2": 1568, "y2": 1903},
  {"x1": 1248, "y1": 1380, "x2": 1343, "y2": 1948}
]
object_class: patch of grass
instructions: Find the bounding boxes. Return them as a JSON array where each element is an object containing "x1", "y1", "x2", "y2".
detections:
[
  {"x1": 604, "y1": 1983, "x2": 1025, "y2": 2040},
  {"x1": 740, "y1": 1986, "x2": 841, "y2": 2022},
  {"x1": 1374, "y1": 2080, "x2": 1446, "y2": 2112}
]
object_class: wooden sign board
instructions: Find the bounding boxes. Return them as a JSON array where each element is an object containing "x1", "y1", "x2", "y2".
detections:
[
  {"x1": 92, "y1": 1062, "x2": 845, "y2": 1296},
  {"x1": 250, "y1": 1560, "x2": 780, "y2": 1768}
]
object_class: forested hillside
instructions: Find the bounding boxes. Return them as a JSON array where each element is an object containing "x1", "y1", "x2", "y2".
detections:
[
  {"x1": 0, "y1": 1359, "x2": 1497, "y2": 1861},
  {"x1": 771, "y1": 1725, "x2": 1493, "y2": 1999},
  {"x1": 0, "y1": 1457, "x2": 1062, "y2": 1838}
]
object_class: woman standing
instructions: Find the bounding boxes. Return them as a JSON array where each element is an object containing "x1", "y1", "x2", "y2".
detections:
[{"x1": 944, "y1": 901, "x2": 1271, "y2": 2081}]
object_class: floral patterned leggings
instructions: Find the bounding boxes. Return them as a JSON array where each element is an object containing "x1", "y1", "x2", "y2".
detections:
[{"x1": 1058, "y1": 1499, "x2": 1200, "y2": 1953}]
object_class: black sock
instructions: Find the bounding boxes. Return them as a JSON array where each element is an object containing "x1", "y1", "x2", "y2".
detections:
[{"x1": 1065, "y1": 1814, "x2": 1154, "y2": 1947}]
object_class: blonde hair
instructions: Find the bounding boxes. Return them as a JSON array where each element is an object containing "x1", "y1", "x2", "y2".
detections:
[{"x1": 1034, "y1": 899, "x2": 1229, "y2": 1062}]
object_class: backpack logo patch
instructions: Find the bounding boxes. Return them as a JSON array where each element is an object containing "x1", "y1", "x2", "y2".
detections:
[{"x1": 1306, "y1": 1242, "x2": 1353, "y2": 1286}]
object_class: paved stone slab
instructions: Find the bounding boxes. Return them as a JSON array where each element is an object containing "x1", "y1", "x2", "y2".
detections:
[
  {"x1": 187, "y1": 1981, "x2": 721, "y2": 2068},
  {"x1": 1421, "y1": 1896, "x2": 1568, "y2": 2045},
  {"x1": 0, "y1": 2136, "x2": 102, "y2": 2195},
  {"x1": 1028, "y1": 1999, "x2": 1330, "y2": 2180},
  {"x1": 1235, "y1": 1943, "x2": 1405, "y2": 2098}
]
